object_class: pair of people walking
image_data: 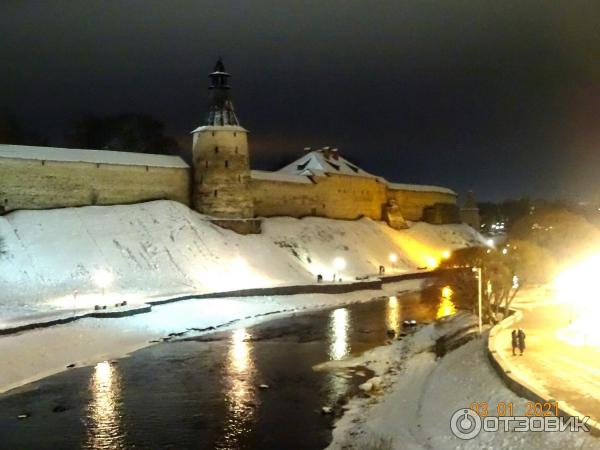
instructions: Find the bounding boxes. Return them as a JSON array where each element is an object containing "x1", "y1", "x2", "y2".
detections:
[{"x1": 511, "y1": 328, "x2": 526, "y2": 356}]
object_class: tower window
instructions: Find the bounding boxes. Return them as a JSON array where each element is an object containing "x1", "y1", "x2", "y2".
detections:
[
  {"x1": 233, "y1": 132, "x2": 237, "y2": 137},
  {"x1": 225, "y1": 160, "x2": 229, "y2": 168},
  {"x1": 211, "y1": 131, "x2": 215, "y2": 136},
  {"x1": 214, "y1": 190, "x2": 218, "y2": 197},
  {"x1": 205, "y1": 161, "x2": 209, "y2": 168},
  {"x1": 214, "y1": 146, "x2": 219, "y2": 154},
  {"x1": 235, "y1": 146, "x2": 238, "y2": 154}
]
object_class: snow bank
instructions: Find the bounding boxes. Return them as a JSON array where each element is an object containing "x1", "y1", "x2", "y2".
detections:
[{"x1": 0, "y1": 200, "x2": 483, "y2": 323}]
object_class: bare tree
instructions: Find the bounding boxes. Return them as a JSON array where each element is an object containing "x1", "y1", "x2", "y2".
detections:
[{"x1": 437, "y1": 247, "x2": 520, "y2": 324}]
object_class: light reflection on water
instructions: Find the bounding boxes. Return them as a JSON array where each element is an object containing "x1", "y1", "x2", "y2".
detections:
[
  {"x1": 86, "y1": 361, "x2": 124, "y2": 450},
  {"x1": 218, "y1": 328, "x2": 257, "y2": 450},
  {"x1": 329, "y1": 308, "x2": 350, "y2": 360},
  {"x1": 436, "y1": 285, "x2": 457, "y2": 319},
  {"x1": 386, "y1": 296, "x2": 401, "y2": 333}
]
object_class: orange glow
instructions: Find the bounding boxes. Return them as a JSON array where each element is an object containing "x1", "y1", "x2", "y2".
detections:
[
  {"x1": 384, "y1": 233, "x2": 444, "y2": 269},
  {"x1": 437, "y1": 286, "x2": 456, "y2": 319}
]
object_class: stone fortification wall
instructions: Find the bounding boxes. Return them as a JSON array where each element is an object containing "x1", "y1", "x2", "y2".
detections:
[
  {"x1": 387, "y1": 187, "x2": 457, "y2": 221},
  {"x1": 250, "y1": 172, "x2": 387, "y2": 220},
  {"x1": 250, "y1": 172, "x2": 456, "y2": 222},
  {"x1": 0, "y1": 148, "x2": 457, "y2": 225},
  {"x1": 0, "y1": 156, "x2": 190, "y2": 212}
]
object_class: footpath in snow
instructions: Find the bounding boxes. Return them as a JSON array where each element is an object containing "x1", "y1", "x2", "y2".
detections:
[{"x1": 323, "y1": 313, "x2": 598, "y2": 450}]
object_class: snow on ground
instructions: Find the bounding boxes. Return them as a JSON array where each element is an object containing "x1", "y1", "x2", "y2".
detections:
[
  {"x1": 324, "y1": 315, "x2": 598, "y2": 450},
  {"x1": 0, "y1": 200, "x2": 483, "y2": 323},
  {"x1": 0, "y1": 280, "x2": 420, "y2": 395}
]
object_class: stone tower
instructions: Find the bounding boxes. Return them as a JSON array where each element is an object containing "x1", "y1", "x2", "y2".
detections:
[
  {"x1": 460, "y1": 190, "x2": 480, "y2": 229},
  {"x1": 191, "y1": 58, "x2": 255, "y2": 222}
]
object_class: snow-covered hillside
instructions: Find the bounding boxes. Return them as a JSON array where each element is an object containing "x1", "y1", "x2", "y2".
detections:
[{"x1": 0, "y1": 200, "x2": 483, "y2": 321}]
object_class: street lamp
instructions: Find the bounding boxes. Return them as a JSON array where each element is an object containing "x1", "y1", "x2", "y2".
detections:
[
  {"x1": 472, "y1": 266, "x2": 483, "y2": 334},
  {"x1": 389, "y1": 253, "x2": 398, "y2": 271},
  {"x1": 72, "y1": 289, "x2": 78, "y2": 316},
  {"x1": 93, "y1": 269, "x2": 113, "y2": 302},
  {"x1": 333, "y1": 257, "x2": 346, "y2": 281}
]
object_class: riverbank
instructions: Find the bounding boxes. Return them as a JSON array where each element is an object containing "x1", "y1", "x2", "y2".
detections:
[{"x1": 324, "y1": 312, "x2": 599, "y2": 450}]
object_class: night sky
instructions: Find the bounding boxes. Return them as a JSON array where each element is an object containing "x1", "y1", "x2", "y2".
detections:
[{"x1": 2, "y1": 1, "x2": 600, "y2": 201}]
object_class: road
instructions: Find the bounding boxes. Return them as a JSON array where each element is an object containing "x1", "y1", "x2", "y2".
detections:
[{"x1": 494, "y1": 302, "x2": 600, "y2": 420}]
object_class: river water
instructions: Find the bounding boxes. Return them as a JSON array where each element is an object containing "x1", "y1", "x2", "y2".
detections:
[{"x1": 0, "y1": 288, "x2": 451, "y2": 450}]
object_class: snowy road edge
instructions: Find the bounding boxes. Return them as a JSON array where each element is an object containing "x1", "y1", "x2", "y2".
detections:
[{"x1": 487, "y1": 309, "x2": 600, "y2": 436}]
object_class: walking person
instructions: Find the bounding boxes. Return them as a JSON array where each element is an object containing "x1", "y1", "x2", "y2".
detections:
[
  {"x1": 511, "y1": 329, "x2": 518, "y2": 356},
  {"x1": 517, "y1": 328, "x2": 526, "y2": 355}
]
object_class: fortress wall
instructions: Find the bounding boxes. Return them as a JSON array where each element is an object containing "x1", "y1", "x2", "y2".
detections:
[
  {"x1": 0, "y1": 157, "x2": 190, "y2": 212},
  {"x1": 251, "y1": 173, "x2": 387, "y2": 220},
  {"x1": 387, "y1": 188, "x2": 456, "y2": 221},
  {"x1": 0, "y1": 153, "x2": 456, "y2": 223}
]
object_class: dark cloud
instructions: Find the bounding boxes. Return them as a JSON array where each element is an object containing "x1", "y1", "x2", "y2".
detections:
[{"x1": 2, "y1": 1, "x2": 599, "y2": 201}]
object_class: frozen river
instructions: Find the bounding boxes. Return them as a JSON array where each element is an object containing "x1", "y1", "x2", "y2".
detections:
[{"x1": 0, "y1": 289, "x2": 447, "y2": 449}]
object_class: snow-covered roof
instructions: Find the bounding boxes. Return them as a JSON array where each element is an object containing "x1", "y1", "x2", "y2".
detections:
[
  {"x1": 277, "y1": 148, "x2": 455, "y2": 195},
  {"x1": 278, "y1": 149, "x2": 384, "y2": 180},
  {"x1": 190, "y1": 125, "x2": 248, "y2": 134},
  {"x1": 387, "y1": 182, "x2": 456, "y2": 196},
  {"x1": 0, "y1": 144, "x2": 189, "y2": 169},
  {"x1": 251, "y1": 170, "x2": 312, "y2": 184}
]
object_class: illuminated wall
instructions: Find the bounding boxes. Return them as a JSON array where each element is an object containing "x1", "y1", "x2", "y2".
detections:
[
  {"x1": 387, "y1": 188, "x2": 457, "y2": 221},
  {"x1": 0, "y1": 155, "x2": 456, "y2": 224},
  {"x1": 250, "y1": 173, "x2": 388, "y2": 220},
  {"x1": 250, "y1": 174, "x2": 456, "y2": 222}
]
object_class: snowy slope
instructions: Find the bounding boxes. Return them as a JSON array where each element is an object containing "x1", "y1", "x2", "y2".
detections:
[{"x1": 0, "y1": 200, "x2": 483, "y2": 320}]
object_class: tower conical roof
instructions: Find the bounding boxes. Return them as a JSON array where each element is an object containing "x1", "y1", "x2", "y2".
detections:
[{"x1": 205, "y1": 58, "x2": 240, "y2": 126}]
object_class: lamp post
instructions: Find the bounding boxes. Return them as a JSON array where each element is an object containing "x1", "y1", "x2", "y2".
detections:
[
  {"x1": 472, "y1": 266, "x2": 483, "y2": 334},
  {"x1": 333, "y1": 257, "x2": 346, "y2": 282},
  {"x1": 389, "y1": 253, "x2": 398, "y2": 270},
  {"x1": 93, "y1": 269, "x2": 113, "y2": 305},
  {"x1": 72, "y1": 289, "x2": 78, "y2": 316}
]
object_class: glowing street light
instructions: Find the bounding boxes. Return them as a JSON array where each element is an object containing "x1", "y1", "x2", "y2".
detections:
[
  {"x1": 425, "y1": 255, "x2": 439, "y2": 269},
  {"x1": 441, "y1": 250, "x2": 451, "y2": 260},
  {"x1": 333, "y1": 257, "x2": 346, "y2": 281},
  {"x1": 389, "y1": 253, "x2": 398, "y2": 272},
  {"x1": 93, "y1": 269, "x2": 113, "y2": 298}
]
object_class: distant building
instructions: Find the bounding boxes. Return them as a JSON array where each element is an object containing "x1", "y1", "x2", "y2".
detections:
[
  {"x1": 460, "y1": 191, "x2": 480, "y2": 229},
  {"x1": 0, "y1": 59, "x2": 465, "y2": 234}
]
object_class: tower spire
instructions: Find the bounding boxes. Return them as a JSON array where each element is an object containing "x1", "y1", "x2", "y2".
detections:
[{"x1": 206, "y1": 57, "x2": 239, "y2": 126}]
